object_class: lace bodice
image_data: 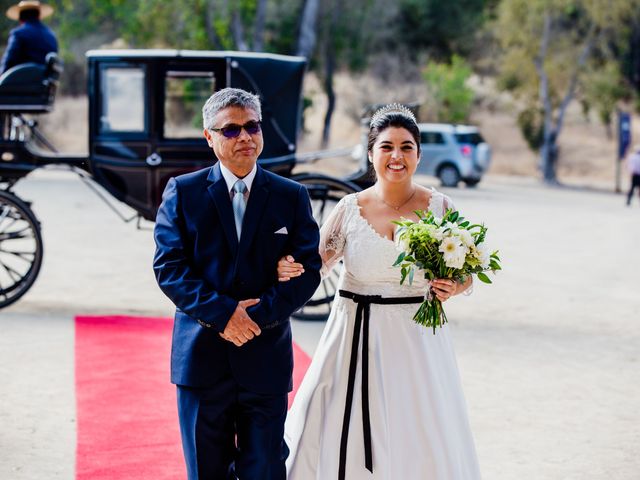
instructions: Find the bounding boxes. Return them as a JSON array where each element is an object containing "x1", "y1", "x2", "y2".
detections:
[{"x1": 320, "y1": 189, "x2": 454, "y2": 296}]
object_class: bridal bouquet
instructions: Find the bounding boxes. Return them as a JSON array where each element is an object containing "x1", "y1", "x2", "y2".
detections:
[{"x1": 393, "y1": 209, "x2": 501, "y2": 333}]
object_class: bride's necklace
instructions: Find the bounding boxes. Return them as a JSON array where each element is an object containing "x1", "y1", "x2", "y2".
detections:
[{"x1": 374, "y1": 186, "x2": 417, "y2": 211}]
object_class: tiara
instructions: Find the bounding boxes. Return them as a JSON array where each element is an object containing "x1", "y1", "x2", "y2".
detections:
[{"x1": 370, "y1": 103, "x2": 417, "y2": 125}]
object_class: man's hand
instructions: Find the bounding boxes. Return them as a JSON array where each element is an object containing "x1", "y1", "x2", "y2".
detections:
[
  {"x1": 219, "y1": 298, "x2": 261, "y2": 347},
  {"x1": 277, "y1": 255, "x2": 304, "y2": 282}
]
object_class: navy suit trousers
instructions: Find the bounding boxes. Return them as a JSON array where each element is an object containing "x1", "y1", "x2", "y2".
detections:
[{"x1": 177, "y1": 377, "x2": 289, "y2": 480}]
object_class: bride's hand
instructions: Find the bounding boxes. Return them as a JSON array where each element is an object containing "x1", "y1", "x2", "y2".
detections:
[
  {"x1": 277, "y1": 255, "x2": 304, "y2": 282},
  {"x1": 431, "y1": 279, "x2": 458, "y2": 302}
]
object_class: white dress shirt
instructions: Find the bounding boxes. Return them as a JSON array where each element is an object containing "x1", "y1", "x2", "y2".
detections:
[{"x1": 219, "y1": 162, "x2": 257, "y2": 200}]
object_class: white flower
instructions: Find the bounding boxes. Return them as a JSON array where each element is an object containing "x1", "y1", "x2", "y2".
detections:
[
  {"x1": 475, "y1": 242, "x2": 491, "y2": 268},
  {"x1": 439, "y1": 236, "x2": 468, "y2": 269},
  {"x1": 446, "y1": 252, "x2": 466, "y2": 269},
  {"x1": 459, "y1": 229, "x2": 474, "y2": 248},
  {"x1": 395, "y1": 233, "x2": 410, "y2": 253},
  {"x1": 432, "y1": 226, "x2": 446, "y2": 241},
  {"x1": 422, "y1": 223, "x2": 438, "y2": 238},
  {"x1": 439, "y1": 236, "x2": 461, "y2": 254},
  {"x1": 444, "y1": 222, "x2": 460, "y2": 236}
]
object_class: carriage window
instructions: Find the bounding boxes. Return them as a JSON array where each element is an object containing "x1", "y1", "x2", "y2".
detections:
[
  {"x1": 100, "y1": 67, "x2": 145, "y2": 133},
  {"x1": 164, "y1": 71, "x2": 216, "y2": 139}
]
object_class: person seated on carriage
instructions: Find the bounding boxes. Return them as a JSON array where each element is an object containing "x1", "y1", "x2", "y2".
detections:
[{"x1": 0, "y1": 1, "x2": 57, "y2": 74}]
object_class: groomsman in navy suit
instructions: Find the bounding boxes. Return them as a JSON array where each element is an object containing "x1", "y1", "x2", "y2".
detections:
[{"x1": 153, "y1": 88, "x2": 321, "y2": 480}]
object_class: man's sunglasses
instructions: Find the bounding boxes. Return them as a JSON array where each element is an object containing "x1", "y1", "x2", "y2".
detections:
[{"x1": 210, "y1": 120, "x2": 262, "y2": 138}]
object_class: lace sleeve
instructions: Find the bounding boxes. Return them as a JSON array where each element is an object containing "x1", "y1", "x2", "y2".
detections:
[
  {"x1": 319, "y1": 195, "x2": 350, "y2": 277},
  {"x1": 442, "y1": 194, "x2": 455, "y2": 213}
]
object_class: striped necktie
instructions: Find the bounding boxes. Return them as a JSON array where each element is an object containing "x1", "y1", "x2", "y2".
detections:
[{"x1": 232, "y1": 179, "x2": 247, "y2": 240}]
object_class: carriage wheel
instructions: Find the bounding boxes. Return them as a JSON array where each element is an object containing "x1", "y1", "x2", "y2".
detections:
[
  {"x1": 0, "y1": 191, "x2": 43, "y2": 309},
  {"x1": 291, "y1": 174, "x2": 360, "y2": 321}
]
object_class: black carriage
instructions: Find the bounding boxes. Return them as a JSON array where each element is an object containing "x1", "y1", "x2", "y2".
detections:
[{"x1": 0, "y1": 49, "x2": 370, "y2": 316}]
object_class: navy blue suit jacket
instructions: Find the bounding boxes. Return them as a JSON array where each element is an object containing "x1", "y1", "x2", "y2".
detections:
[
  {"x1": 0, "y1": 20, "x2": 58, "y2": 73},
  {"x1": 153, "y1": 163, "x2": 321, "y2": 395}
]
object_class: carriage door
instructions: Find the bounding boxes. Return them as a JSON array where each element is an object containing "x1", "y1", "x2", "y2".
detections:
[
  {"x1": 152, "y1": 62, "x2": 227, "y2": 212},
  {"x1": 90, "y1": 62, "x2": 154, "y2": 218}
]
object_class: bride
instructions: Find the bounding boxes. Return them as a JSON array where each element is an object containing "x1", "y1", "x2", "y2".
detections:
[{"x1": 279, "y1": 104, "x2": 481, "y2": 479}]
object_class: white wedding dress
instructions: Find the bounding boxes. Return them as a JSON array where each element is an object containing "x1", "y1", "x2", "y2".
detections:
[{"x1": 285, "y1": 191, "x2": 481, "y2": 479}]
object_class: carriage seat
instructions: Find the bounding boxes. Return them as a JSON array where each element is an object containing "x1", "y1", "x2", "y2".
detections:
[{"x1": 0, "y1": 53, "x2": 62, "y2": 113}]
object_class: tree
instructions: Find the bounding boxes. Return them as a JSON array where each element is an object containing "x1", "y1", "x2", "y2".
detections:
[
  {"x1": 582, "y1": 62, "x2": 628, "y2": 139},
  {"x1": 423, "y1": 55, "x2": 474, "y2": 122},
  {"x1": 296, "y1": 0, "x2": 320, "y2": 58},
  {"x1": 397, "y1": 0, "x2": 489, "y2": 60},
  {"x1": 496, "y1": 0, "x2": 640, "y2": 183},
  {"x1": 0, "y1": 0, "x2": 494, "y2": 145},
  {"x1": 617, "y1": 10, "x2": 640, "y2": 95},
  {"x1": 108, "y1": 0, "x2": 279, "y2": 52},
  {"x1": 252, "y1": 0, "x2": 267, "y2": 51},
  {"x1": 306, "y1": 0, "x2": 401, "y2": 146}
]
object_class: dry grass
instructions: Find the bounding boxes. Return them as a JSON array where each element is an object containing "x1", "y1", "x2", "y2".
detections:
[{"x1": 37, "y1": 96, "x2": 89, "y2": 154}]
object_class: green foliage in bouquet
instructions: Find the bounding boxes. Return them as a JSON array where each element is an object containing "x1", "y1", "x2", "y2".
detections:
[{"x1": 392, "y1": 209, "x2": 501, "y2": 333}]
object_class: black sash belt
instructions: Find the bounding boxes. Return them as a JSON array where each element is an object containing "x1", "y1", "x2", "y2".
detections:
[{"x1": 337, "y1": 289, "x2": 424, "y2": 480}]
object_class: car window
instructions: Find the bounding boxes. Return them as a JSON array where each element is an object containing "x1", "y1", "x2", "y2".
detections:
[
  {"x1": 454, "y1": 133, "x2": 484, "y2": 145},
  {"x1": 420, "y1": 132, "x2": 446, "y2": 145}
]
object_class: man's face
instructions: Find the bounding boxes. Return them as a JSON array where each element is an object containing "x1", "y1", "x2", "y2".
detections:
[{"x1": 203, "y1": 106, "x2": 264, "y2": 177}]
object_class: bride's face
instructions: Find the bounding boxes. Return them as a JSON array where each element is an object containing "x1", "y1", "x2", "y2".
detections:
[{"x1": 369, "y1": 127, "x2": 420, "y2": 184}]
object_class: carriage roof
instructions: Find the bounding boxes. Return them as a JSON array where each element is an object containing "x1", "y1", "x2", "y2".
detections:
[{"x1": 86, "y1": 49, "x2": 306, "y2": 63}]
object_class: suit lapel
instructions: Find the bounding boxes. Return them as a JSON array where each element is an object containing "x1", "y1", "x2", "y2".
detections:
[
  {"x1": 238, "y1": 166, "x2": 270, "y2": 256},
  {"x1": 206, "y1": 163, "x2": 238, "y2": 256}
]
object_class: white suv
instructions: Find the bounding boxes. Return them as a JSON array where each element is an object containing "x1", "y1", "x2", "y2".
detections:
[{"x1": 416, "y1": 123, "x2": 491, "y2": 187}]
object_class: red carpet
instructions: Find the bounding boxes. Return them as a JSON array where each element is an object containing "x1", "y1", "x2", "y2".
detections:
[{"x1": 75, "y1": 315, "x2": 311, "y2": 480}]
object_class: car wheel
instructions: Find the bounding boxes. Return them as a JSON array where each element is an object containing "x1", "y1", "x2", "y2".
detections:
[
  {"x1": 463, "y1": 178, "x2": 481, "y2": 187},
  {"x1": 438, "y1": 164, "x2": 461, "y2": 188}
]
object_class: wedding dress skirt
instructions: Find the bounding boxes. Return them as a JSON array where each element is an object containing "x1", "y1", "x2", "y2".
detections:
[{"x1": 285, "y1": 192, "x2": 481, "y2": 479}]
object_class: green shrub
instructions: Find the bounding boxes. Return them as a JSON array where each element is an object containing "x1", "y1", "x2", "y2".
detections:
[
  {"x1": 422, "y1": 55, "x2": 474, "y2": 123},
  {"x1": 517, "y1": 107, "x2": 544, "y2": 151}
]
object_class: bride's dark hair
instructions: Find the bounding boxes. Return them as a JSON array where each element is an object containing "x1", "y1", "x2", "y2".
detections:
[{"x1": 367, "y1": 104, "x2": 421, "y2": 154}]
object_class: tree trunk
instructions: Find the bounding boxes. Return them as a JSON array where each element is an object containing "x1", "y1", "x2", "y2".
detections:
[
  {"x1": 232, "y1": 6, "x2": 248, "y2": 51},
  {"x1": 604, "y1": 120, "x2": 613, "y2": 140},
  {"x1": 321, "y1": 51, "x2": 336, "y2": 148},
  {"x1": 629, "y1": 18, "x2": 640, "y2": 90},
  {"x1": 535, "y1": 12, "x2": 556, "y2": 183},
  {"x1": 540, "y1": 131, "x2": 559, "y2": 183},
  {"x1": 253, "y1": 0, "x2": 267, "y2": 51},
  {"x1": 321, "y1": 4, "x2": 339, "y2": 148},
  {"x1": 297, "y1": 0, "x2": 321, "y2": 58},
  {"x1": 204, "y1": 0, "x2": 223, "y2": 49},
  {"x1": 536, "y1": 12, "x2": 595, "y2": 184}
]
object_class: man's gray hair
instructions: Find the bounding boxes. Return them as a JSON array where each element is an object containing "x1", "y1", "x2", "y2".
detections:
[{"x1": 202, "y1": 88, "x2": 262, "y2": 130}]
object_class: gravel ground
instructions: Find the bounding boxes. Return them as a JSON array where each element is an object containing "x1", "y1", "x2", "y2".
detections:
[{"x1": 1, "y1": 169, "x2": 639, "y2": 479}]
